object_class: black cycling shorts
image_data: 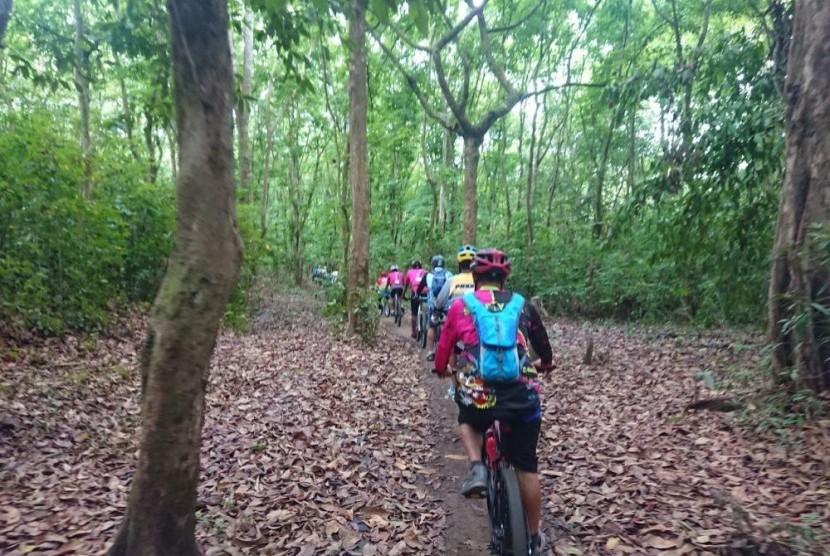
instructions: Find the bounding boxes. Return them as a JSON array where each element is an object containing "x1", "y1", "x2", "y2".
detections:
[
  {"x1": 457, "y1": 406, "x2": 541, "y2": 473},
  {"x1": 410, "y1": 295, "x2": 424, "y2": 314},
  {"x1": 390, "y1": 287, "x2": 404, "y2": 299}
]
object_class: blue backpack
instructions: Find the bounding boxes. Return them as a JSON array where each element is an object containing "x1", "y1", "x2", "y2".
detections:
[
  {"x1": 431, "y1": 268, "x2": 448, "y2": 298},
  {"x1": 463, "y1": 292, "x2": 525, "y2": 382}
]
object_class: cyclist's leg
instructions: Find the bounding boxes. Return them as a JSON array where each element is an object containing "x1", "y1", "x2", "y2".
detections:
[
  {"x1": 409, "y1": 295, "x2": 419, "y2": 338},
  {"x1": 501, "y1": 418, "x2": 542, "y2": 536},
  {"x1": 457, "y1": 405, "x2": 490, "y2": 496}
]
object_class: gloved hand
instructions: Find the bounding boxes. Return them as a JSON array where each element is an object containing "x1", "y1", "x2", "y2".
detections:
[{"x1": 532, "y1": 360, "x2": 555, "y2": 373}]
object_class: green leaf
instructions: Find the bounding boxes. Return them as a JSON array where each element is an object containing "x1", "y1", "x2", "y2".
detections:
[
  {"x1": 409, "y1": 1, "x2": 429, "y2": 35},
  {"x1": 370, "y1": 0, "x2": 391, "y2": 24}
]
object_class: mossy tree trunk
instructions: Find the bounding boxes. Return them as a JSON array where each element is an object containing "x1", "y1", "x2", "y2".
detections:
[
  {"x1": 767, "y1": 0, "x2": 830, "y2": 393},
  {"x1": 107, "y1": 0, "x2": 242, "y2": 553},
  {"x1": 347, "y1": 0, "x2": 369, "y2": 335}
]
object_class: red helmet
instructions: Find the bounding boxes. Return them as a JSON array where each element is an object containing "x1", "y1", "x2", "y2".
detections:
[{"x1": 471, "y1": 248, "x2": 511, "y2": 279}]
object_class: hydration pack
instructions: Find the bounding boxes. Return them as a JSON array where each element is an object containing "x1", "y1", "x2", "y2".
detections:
[
  {"x1": 431, "y1": 269, "x2": 448, "y2": 298},
  {"x1": 464, "y1": 292, "x2": 525, "y2": 382}
]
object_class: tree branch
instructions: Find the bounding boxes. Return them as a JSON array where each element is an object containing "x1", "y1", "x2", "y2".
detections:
[
  {"x1": 432, "y1": 47, "x2": 473, "y2": 134},
  {"x1": 489, "y1": 0, "x2": 547, "y2": 34},
  {"x1": 435, "y1": 0, "x2": 488, "y2": 51},
  {"x1": 475, "y1": 8, "x2": 518, "y2": 97},
  {"x1": 369, "y1": 28, "x2": 455, "y2": 131}
]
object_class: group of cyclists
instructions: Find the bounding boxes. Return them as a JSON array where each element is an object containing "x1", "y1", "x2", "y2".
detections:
[{"x1": 375, "y1": 245, "x2": 554, "y2": 555}]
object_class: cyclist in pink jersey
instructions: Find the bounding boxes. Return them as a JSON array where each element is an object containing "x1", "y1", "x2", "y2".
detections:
[
  {"x1": 403, "y1": 261, "x2": 428, "y2": 338},
  {"x1": 386, "y1": 265, "x2": 405, "y2": 317}
]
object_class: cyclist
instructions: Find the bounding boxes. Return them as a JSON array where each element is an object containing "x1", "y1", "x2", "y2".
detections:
[
  {"x1": 403, "y1": 260, "x2": 428, "y2": 339},
  {"x1": 434, "y1": 244, "x2": 477, "y2": 313},
  {"x1": 432, "y1": 248, "x2": 553, "y2": 555},
  {"x1": 375, "y1": 269, "x2": 390, "y2": 314},
  {"x1": 386, "y1": 265, "x2": 405, "y2": 318},
  {"x1": 419, "y1": 255, "x2": 452, "y2": 361}
]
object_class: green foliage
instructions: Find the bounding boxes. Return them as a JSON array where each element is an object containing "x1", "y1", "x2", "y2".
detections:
[
  {"x1": 223, "y1": 204, "x2": 266, "y2": 330},
  {"x1": 322, "y1": 282, "x2": 379, "y2": 344},
  {"x1": 0, "y1": 111, "x2": 173, "y2": 333}
]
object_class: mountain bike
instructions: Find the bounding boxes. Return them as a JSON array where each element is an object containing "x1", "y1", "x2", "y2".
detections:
[
  {"x1": 431, "y1": 309, "x2": 445, "y2": 345},
  {"x1": 417, "y1": 297, "x2": 428, "y2": 348},
  {"x1": 392, "y1": 292, "x2": 404, "y2": 327},
  {"x1": 482, "y1": 421, "x2": 530, "y2": 556}
]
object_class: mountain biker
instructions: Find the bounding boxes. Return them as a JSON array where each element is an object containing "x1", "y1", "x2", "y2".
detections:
[
  {"x1": 403, "y1": 260, "x2": 428, "y2": 339},
  {"x1": 434, "y1": 244, "x2": 477, "y2": 312},
  {"x1": 432, "y1": 248, "x2": 554, "y2": 555},
  {"x1": 419, "y1": 255, "x2": 452, "y2": 360},
  {"x1": 386, "y1": 265, "x2": 405, "y2": 317},
  {"x1": 375, "y1": 269, "x2": 390, "y2": 312}
]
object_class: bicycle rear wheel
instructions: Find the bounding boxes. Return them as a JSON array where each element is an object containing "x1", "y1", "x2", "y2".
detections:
[
  {"x1": 418, "y1": 305, "x2": 428, "y2": 348},
  {"x1": 497, "y1": 463, "x2": 530, "y2": 556},
  {"x1": 395, "y1": 299, "x2": 403, "y2": 326}
]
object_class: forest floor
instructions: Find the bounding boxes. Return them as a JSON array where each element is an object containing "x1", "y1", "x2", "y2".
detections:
[{"x1": 1, "y1": 292, "x2": 829, "y2": 556}]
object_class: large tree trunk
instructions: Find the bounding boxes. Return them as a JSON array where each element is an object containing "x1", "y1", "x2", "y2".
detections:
[
  {"x1": 0, "y1": 0, "x2": 11, "y2": 48},
  {"x1": 237, "y1": 6, "x2": 253, "y2": 201},
  {"x1": 73, "y1": 0, "x2": 92, "y2": 197},
  {"x1": 767, "y1": 0, "x2": 830, "y2": 393},
  {"x1": 107, "y1": 0, "x2": 241, "y2": 553},
  {"x1": 346, "y1": 0, "x2": 369, "y2": 335},
  {"x1": 462, "y1": 134, "x2": 482, "y2": 246}
]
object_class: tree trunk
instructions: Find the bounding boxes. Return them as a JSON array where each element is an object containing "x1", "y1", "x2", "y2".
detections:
[
  {"x1": 346, "y1": 0, "x2": 369, "y2": 335},
  {"x1": 107, "y1": 0, "x2": 241, "y2": 552},
  {"x1": 593, "y1": 109, "x2": 617, "y2": 239},
  {"x1": 0, "y1": 0, "x2": 11, "y2": 48},
  {"x1": 462, "y1": 134, "x2": 482, "y2": 246},
  {"x1": 73, "y1": 0, "x2": 92, "y2": 198},
  {"x1": 767, "y1": 0, "x2": 830, "y2": 393},
  {"x1": 144, "y1": 112, "x2": 159, "y2": 184},
  {"x1": 260, "y1": 120, "x2": 276, "y2": 238},
  {"x1": 237, "y1": 6, "x2": 253, "y2": 201}
]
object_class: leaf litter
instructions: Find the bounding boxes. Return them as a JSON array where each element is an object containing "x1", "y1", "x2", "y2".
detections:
[{"x1": 0, "y1": 295, "x2": 828, "y2": 555}]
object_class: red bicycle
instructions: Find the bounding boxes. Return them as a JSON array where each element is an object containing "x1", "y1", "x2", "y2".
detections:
[{"x1": 482, "y1": 420, "x2": 531, "y2": 555}]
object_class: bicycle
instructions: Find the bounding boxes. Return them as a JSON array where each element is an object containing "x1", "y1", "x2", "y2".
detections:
[
  {"x1": 417, "y1": 296, "x2": 429, "y2": 348},
  {"x1": 435, "y1": 371, "x2": 531, "y2": 556},
  {"x1": 431, "y1": 308, "x2": 445, "y2": 345},
  {"x1": 392, "y1": 291, "x2": 404, "y2": 327},
  {"x1": 481, "y1": 420, "x2": 530, "y2": 555}
]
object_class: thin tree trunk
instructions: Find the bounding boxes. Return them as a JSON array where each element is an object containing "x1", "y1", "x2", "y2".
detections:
[
  {"x1": 166, "y1": 126, "x2": 177, "y2": 183},
  {"x1": 767, "y1": 0, "x2": 830, "y2": 393},
  {"x1": 260, "y1": 119, "x2": 276, "y2": 238},
  {"x1": 73, "y1": 0, "x2": 92, "y2": 197},
  {"x1": 144, "y1": 112, "x2": 159, "y2": 183},
  {"x1": 237, "y1": 7, "x2": 253, "y2": 201},
  {"x1": 593, "y1": 107, "x2": 620, "y2": 239},
  {"x1": 107, "y1": 0, "x2": 241, "y2": 553},
  {"x1": 462, "y1": 135, "x2": 482, "y2": 246},
  {"x1": 346, "y1": 0, "x2": 369, "y2": 335},
  {"x1": 0, "y1": 0, "x2": 12, "y2": 48},
  {"x1": 526, "y1": 98, "x2": 539, "y2": 255},
  {"x1": 440, "y1": 127, "x2": 453, "y2": 230}
]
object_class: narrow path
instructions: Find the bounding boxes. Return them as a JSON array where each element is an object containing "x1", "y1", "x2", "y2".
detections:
[
  {"x1": 1, "y1": 293, "x2": 827, "y2": 555},
  {"x1": 380, "y1": 316, "x2": 491, "y2": 555}
]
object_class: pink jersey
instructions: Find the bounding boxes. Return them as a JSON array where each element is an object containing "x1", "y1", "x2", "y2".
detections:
[
  {"x1": 388, "y1": 270, "x2": 405, "y2": 287},
  {"x1": 405, "y1": 268, "x2": 427, "y2": 292}
]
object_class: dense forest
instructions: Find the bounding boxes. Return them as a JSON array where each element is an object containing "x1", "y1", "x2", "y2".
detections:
[
  {"x1": 2, "y1": 1, "x2": 830, "y2": 554},
  {"x1": 1, "y1": 0, "x2": 796, "y2": 331}
]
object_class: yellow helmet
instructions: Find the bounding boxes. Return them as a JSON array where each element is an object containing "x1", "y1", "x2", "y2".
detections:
[{"x1": 457, "y1": 244, "x2": 477, "y2": 263}]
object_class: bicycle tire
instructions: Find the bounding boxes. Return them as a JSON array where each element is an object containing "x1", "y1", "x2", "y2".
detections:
[
  {"x1": 419, "y1": 306, "x2": 428, "y2": 348},
  {"x1": 498, "y1": 463, "x2": 530, "y2": 556}
]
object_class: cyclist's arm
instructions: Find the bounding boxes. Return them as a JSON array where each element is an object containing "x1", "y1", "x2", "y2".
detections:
[
  {"x1": 434, "y1": 302, "x2": 461, "y2": 374},
  {"x1": 522, "y1": 301, "x2": 553, "y2": 369}
]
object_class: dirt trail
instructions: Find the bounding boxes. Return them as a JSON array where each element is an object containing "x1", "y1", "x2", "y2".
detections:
[
  {"x1": 1, "y1": 293, "x2": 828, "y2": 555},
  {"x1": 380, "y1": 316, "x2": 491, "y2": 555}
]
